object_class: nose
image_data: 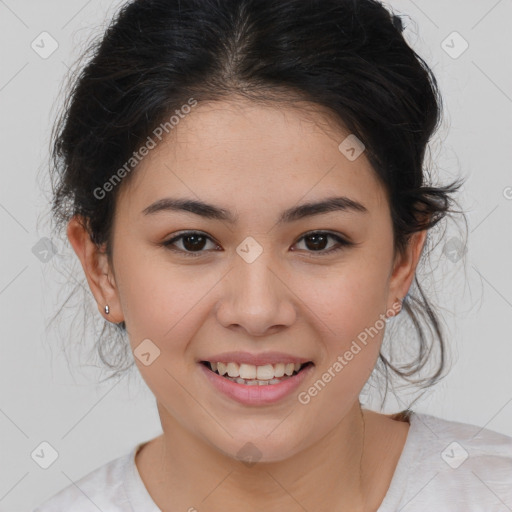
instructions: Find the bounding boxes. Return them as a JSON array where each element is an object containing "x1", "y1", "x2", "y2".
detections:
[{"x1": 215, "y1": 253, "x2": 297, "y2": 337}]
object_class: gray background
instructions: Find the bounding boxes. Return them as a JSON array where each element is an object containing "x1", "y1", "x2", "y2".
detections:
[{"x1": 0, "y1": 0, "x2": 511, "y2": 510}]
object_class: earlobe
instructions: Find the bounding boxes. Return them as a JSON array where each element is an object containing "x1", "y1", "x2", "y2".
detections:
[
  {"x1": 386, "y1": 296, "x2": 405, "y2": 320},
  {"x1": 66, "y1": 215, "x2": 124, "y2": 323},
  {"x1": 387, "y1": 229, "x2": 428, "y2": 313}
]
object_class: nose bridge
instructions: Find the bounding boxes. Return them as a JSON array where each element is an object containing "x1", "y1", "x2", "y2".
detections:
[
  {"x1": 216, "y1": 245, "x2": 296, "y2": 334},
  {"x1": 234, "y1": 246, "x2": 282, "y2": 311},
  {"x1": 239, "y1": 252, "x2": 277, "y2": 300}
]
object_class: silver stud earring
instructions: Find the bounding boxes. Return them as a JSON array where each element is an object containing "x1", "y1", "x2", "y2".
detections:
[{"x1": 105, "y1": 305, "x2": 110, "y2": 315}]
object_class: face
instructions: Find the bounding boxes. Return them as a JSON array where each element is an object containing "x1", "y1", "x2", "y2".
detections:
[{"x1": 69, "y1": 98, "x2": 423, "y2": 462}]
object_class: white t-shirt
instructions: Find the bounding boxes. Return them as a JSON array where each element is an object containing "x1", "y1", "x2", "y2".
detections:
[{"x1": 32, "y1": 410, "x2": 512, "y2": 511}]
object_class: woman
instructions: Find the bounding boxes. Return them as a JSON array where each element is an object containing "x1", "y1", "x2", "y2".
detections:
[{"x1": 34, "y1": 0, "x2": 512, "y2": 510}]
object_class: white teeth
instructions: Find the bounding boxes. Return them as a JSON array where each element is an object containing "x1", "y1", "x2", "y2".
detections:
[
  {"x1": 256, "y1": 364, "x2": 274, "y2": 380},
  {"x1": 227, "y1": 362, "x2": 239, "y2": 377},
  {"x1": 239, "y1": 363, "x2": 256, "y2": 380},
  {"x1": 274, "y1": 363, "x2": 285, "y2": 378},
  {"x1": 224, "y1": 376, "x2": 284, "y2": 386},
  {"x1": 208, "y1": 360, "x2": 306, "y2": 380},
  {"x1": 284, "y1": 363, "x2": 294, "y2": 376},
  {"x1": 217, "y1": 362, "x2": 228, "y2": 376}
]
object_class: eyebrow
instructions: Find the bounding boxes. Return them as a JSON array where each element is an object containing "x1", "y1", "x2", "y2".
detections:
[{"x1": 142, "y1": 195, "x2": 368, "y2": 224}]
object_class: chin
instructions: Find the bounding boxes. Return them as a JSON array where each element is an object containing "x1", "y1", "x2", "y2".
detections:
[{"x1": 211, "y1": 429, "x2": 306, "y2": 466}]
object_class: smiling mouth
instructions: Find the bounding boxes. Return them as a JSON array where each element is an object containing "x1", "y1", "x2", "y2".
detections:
[{"x1": 200, "y1": 361, "x2": 314, "y2": 386}]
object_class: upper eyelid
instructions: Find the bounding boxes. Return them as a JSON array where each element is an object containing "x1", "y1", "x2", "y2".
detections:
[
  {"x1": 164, "y1": 230, "x2": 350, "y2": 250},
  {"x1": 166, "y1": 230, "x2": 220, "y2": 245}
]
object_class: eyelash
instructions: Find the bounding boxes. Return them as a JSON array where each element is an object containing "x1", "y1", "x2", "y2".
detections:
[{"x1": 162, "y1": 230, "x2": 354, "y2": 258}]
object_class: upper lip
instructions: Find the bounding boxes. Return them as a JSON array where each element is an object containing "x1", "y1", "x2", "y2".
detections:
[{"x1": 199, "y1": 351, "x2": 312, "y2": 366}]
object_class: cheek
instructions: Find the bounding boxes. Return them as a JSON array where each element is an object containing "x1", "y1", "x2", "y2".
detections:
[
  {"x1": 291, "y1": 249, "x2": 392, "y2": 395},
  {"x1": 114, "y1": 257, "x2": 213, "y2": 407},
  {"x1": 299, "y1": 259, "x2": 390, "y2": 341},
  {"x1": 114, "y1": 245, "x2": 213, "y2": 350},
  {"x1": 293, "y1": 272, "x2": 389, "y2": 417}
]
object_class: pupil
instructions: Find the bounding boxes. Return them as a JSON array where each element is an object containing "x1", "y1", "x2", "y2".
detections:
[
  {"x1": 183, "y1": 234, "x2": 206, "y2": 251},
  {"x1": 306, "y1": 233, "x2": 327, "y2": 251}
]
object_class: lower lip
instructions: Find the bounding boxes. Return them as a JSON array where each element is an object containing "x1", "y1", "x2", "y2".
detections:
[{"x1": 199, "y1": 362, "x2": 314, "y2": 406}]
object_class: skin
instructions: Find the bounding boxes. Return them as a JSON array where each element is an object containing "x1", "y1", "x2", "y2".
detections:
[{"x1": 68, "y1": 98, "x2": 427, "y2": 512}]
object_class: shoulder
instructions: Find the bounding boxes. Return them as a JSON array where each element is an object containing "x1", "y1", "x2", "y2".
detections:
[
  {"x1": 32, "y1": 445, "x2": 138, "y2": 512},
  {"x1": 411, "y1": 411, "x2": 512, "y2": 466},
  {"x1": 386, "y1": 410, "x2": 512, "y2": 511}
]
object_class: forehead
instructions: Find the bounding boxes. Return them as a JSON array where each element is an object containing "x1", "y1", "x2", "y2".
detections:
[{"x1": 117, "y1": 98, "x2": 387, "y2": 217}]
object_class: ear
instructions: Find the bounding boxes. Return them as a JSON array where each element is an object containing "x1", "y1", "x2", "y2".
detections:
[
  {"x1": 387, "y1": 229, "x2": 428, "y2": 316},
  {"x1": 66, "y1": 215, "x2": 124, "y2": 323}
]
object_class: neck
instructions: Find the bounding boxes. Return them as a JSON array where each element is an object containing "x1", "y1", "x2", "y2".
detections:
[{"x1": 146, "y1": 401, "x2": 370, "y2": 511}]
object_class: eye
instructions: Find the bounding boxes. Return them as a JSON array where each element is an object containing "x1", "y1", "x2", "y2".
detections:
[
  {"x1": 292, "y1": 231, "x2": 353, "y2": 255},
  {"x1": 162, "y1": 230, "x2": 353, "y2": 257},
  {"x1": 162, "y1": 231, "x2": 220, "y2": 257}
]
